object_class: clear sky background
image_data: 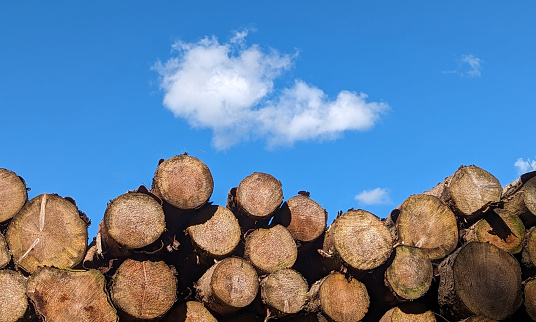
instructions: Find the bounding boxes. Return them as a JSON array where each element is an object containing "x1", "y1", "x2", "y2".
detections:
[{"x1": 2, "y1": 1, "x2": 535, "y2": 239}]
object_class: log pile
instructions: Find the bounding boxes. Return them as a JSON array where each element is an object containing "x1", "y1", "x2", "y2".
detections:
[{"x1": 1, "y1": 159, "x2": 536, "y2": 321}]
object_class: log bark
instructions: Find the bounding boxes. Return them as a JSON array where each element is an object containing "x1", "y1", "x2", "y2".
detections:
[
  {"x1": 524, "y1": 276, "x2": 536, "y2": 320},
  {"x1": 438, "y1": 242, "x2": 522, "y2": 320},
  {"x1": 306, "y1": 271, "x2": 369, "y2": 322},
  {"x1": 195, "y1": 256, "x2": 259, "y2": 316},
  {"x1": 462, "y1": 210, "x2": 525, "y2": 254},
  {"x1": 278, "y1": 194, "x2": 327, "y2": 243},
  {"x1": 0, "y1": 270, "x2": 28, "y2": 322},
  {"x1": 522, "y1": 226, "x2": 536, "y2": 269},
  {"x1": 385, "y1": 245, "x2": 433, "y2": 301},
  {"x1": 26, "y1": 266, "x2": 117, "y2": 321},
  {"x1": 6, "y1": 193, "x2": 88, "y2": 273},
  {"x1": 186, "y1": 205, "x2": 241, "y2": 259},
  {"x1": 396, "y1": 194, "x2": 458, "y2": 260},
  {"x1": 104, "y1": 192, "x2": 165, "y2": 249},
  {"x1": 260, "y1": 268, "x2": 309, "y2": 317},
  {"x1": 501, "y1": 174, "x2": 536, "y2": 227},
  {"x1": 0, "y1": 168, "x2": 27, "y2": 223},
  {"x1": 0, "y1": 232, "x2": 10, "y2": 268},
  {"x1": 152, "y1": 154, "x2": 214, "y2": 210},
  {"x1": 379, "y1": 303, "x2": 436, "y2": 322},
  {"x1": 110, "y1": 258, "x2": 177, "y2": 320},
  {"x1": 236, "y1": 172, "x2": 283, "y2": 219},
  {"x1": 244, "y1": 224, "x2": 297, "y2": 274},
  {"x1": 321, "y1": 209, "x2": 392, "y2": 271},
  {"x1": 425, "y1": 165, "x2": 502, "y2": 219}
]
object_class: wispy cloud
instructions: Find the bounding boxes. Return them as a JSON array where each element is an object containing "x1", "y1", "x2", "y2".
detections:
[
  {"x1": 154, "y1": 30, "x2": 389, "y2": 149},
  {"x1": 355, "y1": 187, "x2": 391, "y2": 205},
  {"x1": 443, "y1": 54, "x2": 483, "y2": 78},
  {"x1": 514, "y1": 157, "x2": 536, "y2": 175}
]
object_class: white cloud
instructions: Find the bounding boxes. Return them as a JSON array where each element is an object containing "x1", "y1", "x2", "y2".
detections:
[
  {"x1": 443, "y1": 54, "x2": 483, "y2": 78},
  {"x1": 154, "y1": 30, "x2": 390, "y2": 149},
  {"x1": 514, "y1": 157, "x2": 536, "y2": 174},
  {"x1": 355, "y1": 187, "x2": 391, "y2": 205}
]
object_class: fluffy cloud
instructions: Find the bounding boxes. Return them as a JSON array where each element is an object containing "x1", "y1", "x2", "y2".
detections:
[
  {"x1": 154, "y1": 31, "x2": 389, "y2": 149},
  {"x1": 514, "y1": 157, "x2": 536, "y2": 174},
  {"x1": 355, "y1": 187, "x2": 391, "y2": 205},
  {"x1": 443, "y1": 54, "x2": 483, "y2": 78}
]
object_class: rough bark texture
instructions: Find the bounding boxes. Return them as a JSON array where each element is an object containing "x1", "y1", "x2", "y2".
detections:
[
  {"x1": 279, "y1": 194, "x2": 327, "y2": 242},
  {"x1": 195, "y1": 257, "x2": 259, "y2": 316},
  {"x1": 307, "y1": 272, "x2": 369, "y2": 322},
  {"x1": 110, "y1": 258, "x2": 177, "y2": 320},
  {"x1": 236, "y1": 172, "x2": 283, "y2": 219},
  {"x1": 244, "y1": 224, "x2": 297, "y2": 274},
  {"x1": 104, "y1": 192, "x2": 165, "y2": 249},
  {"x1": 322, "y1": 209, "x2": 392, "y2": 271},
  {"x1": 463, "y1": 210, "x2": 525, "y2": 254},
  {"x1": 0, "y1": 232, "x2": 10, "y2": 269},
  {"x1": 152, "y1": 154, "x2": 214, "y2": 210},
  {"x1": 260, "y1": 268, "x2": 309, "y2": 317},
  {"x1": 522, "y1": 226, "x2": 536, "y2": 269},
  {"x1": 26, "y1": 266, "x2": 118, "y2": 322},
  {"x1": 502, "y1": 174, "x2": 536, "y2": 226},
  {"x1": 6, "y1": 193, "x2": 88, "y2": 273},
  {"x1": 0, "y1": 168, "x2": 27, "y2": 223},
  {"x1": 385, "y1": 245, "x2": 433, "y2": 301},
  {"x1": 438, "y1": 242, "x2": 522, "y2": 320},
  {"x1": 396, "y1": 194, "x2": 458, "y2": 260},
  {"x1": 0, "y1": 270, "x2": 28, "y2": 322},
  {"x1": 379, "y1": 303, "x2": 437, "y2": 322},
  {"x1": 166, "y1": 301, "x2": 217, "y2": 322},
  {"x1": 187, "y1": 205, "x2": 241, "y2": 258}
]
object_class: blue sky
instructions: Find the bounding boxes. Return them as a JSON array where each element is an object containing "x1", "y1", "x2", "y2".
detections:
[{"x1": 2, "y1": 1, "x2": 535, "y2": 239}]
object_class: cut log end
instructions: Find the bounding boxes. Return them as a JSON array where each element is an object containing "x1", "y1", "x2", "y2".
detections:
[
  {"x1": 282, "y1": 195, "x2": 327, "y2": 242},
  {"x1": 397, "y1": 194, "x2": 458, "y2": 260},
  {"x1": 111, "y1": 259, "x2": 177, "y2": 320},
  {"x1": 152, "y1": 154, "x2": 214, "y2": 210},
  {"x1": 379, "y1": 303, "x2": 436, "y2": 322},
  {"x1": 6, "y1": 193, "x2": 88, "y2": 274},
  {"x1": 323, "y1": 209, "x2": 392, "y2": 270},
  {"x1": 245, "y1": 224, "x2": 297, "y2": 274},
  {"x1": 310, "y1": 272, "x2": 370, "y2": 322},
  {"x1": 524, "y1": 277, "x2": 536, "y2": 320},
  {"x1": 166, "y1": 301, "x2": 217, "y2": 322},
  {"x1": 0, "y1": 232, "x2": 11, "y2": 269},
  {"x1": 187, "y1": 205, "x2": 241, "y2": 258},
  {"x1": 385, "y1": 245, "x2": 433, "y2": 301},
  {"x1": 438, "y1": 242, "x2": 522, "y2": 320},
  {"x1": 236, "y1": 172, "x2": 283, "y2": 219},
  {"x1": 0, "y1": 270, "x2": 28, "y2": 322},
  {"x1": 26, "y1": 267, "x2": 118, "y2": 322},
  {"x1": 0, "y1": 168, "x2": 27, "y2": 223},
  {"x1": 104, "y1": 192, "x2": 166, "y2": 249},
  {"x1": 260, "y1": 268, "x2": 308, "y2": 316},
  {"x1": 449, "y1": 165, "x2": 502, "y2": 216}
]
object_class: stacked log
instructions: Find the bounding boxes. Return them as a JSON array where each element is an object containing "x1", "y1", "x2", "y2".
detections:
[{"x1": 1, "y1": 161, "x2": 536, "y2": 321}]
